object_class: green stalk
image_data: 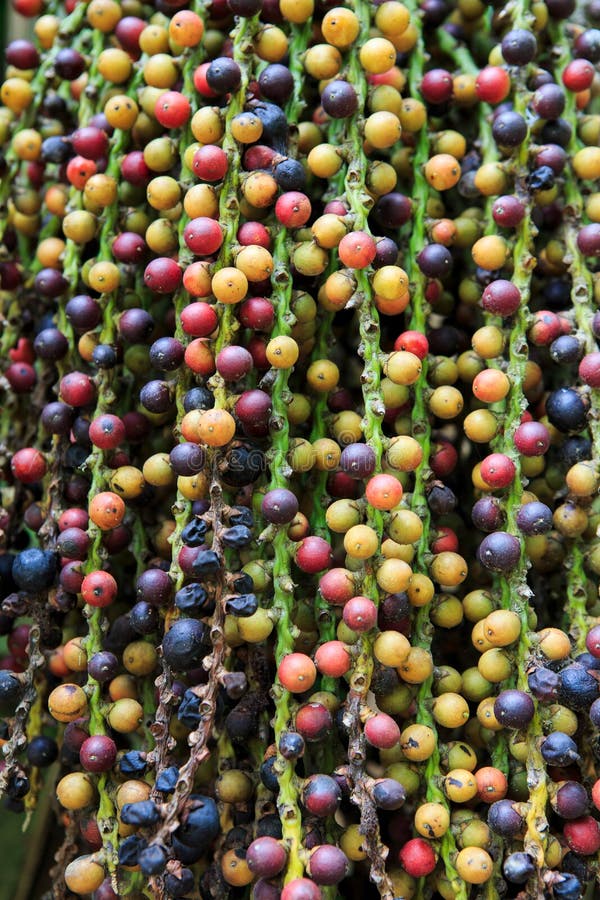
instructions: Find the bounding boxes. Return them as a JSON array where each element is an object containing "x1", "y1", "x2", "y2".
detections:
[
  {"x1": 268, "y1": 19, "x2": 314, "y2": 887},
  {"x1": 404, "y1": 11, "x2": 466, "y2": 899},
  {"x1": 340, "y1": 2, "x2": 393, "y2": 895}
]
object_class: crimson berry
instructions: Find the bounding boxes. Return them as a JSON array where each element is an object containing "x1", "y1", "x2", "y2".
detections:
[
  {"x1": 302, "y1": 774, "x2": 341, "y2": 817},
  {"x1": 80, "y1": 735, "x2": 117, "y2": 773},
  {"x1": 183, "y1": 217, "x2": 223, "y2": 256},
  {"x1": 364, "y1": 713, "x2": 401, "y2": 749},
  {"x1": 343, "y1": 595, "x2": 377, "y2": 632},
  {"x1": 275, "y1": 192, "x2": 312, "y2": 227},
  {"x1": 144, "y1": 258, "x2": 182, "y2": 293},
  {"x1": 112, "y1": 232, "x2": 146, "y2": 264},
  {"x1": 492, "y1": 195, "x2": 526, "y2": 229},
  {"x1": 586, "y1": 625, "x2": 600, "y2": 658},
  {"x1": 319, "y1": 568, "x2": 355, "y2": 606},
  {"x1": 481, "y1": 280, "x2": 521, "y2": 316},
  {"x1": 192, "y1": 145, "x2": 228, "y2": 182},
  {"x1": 11, "y1": 448, "x2": 46, "y2": 483},
  {"x1": 58, "y1": 508, "x2": 89, "y2": 531},
  {"x1": 155, "y1": 91, "x2": 191, "y2": 128},
  {"x1": 281, "y1": 879, "x2": 322, "y2": 900},
  {"x1": 246, "y1": 837, "x2": 287, "y2": 879},
  {"x1": 308, "y1": 845, "x2": 348, "y2": 885},
  {"x1": 579, "y1": 352, "x2": 600, "y2": 387},
  {"x1": 81, "y1": 571, "x2": 118, "y2": 608},
  {"x1": 89, "y1": 415, "x2": 126, "y2": 450},
  {"x1": 475, "y1": 66, "x2": 511, "y2": 104},
  {"x1": 399, "y1": 838, "x2": 437, "y2": 877},
  {"x1": 338, "y1": 231, "x2": 377, "y2": 269},
  {"x1": 295, "y1": 702, "x2": 333, "y2": 741},
  {"x1": 5, "y1": 362, "x2": 36, "y2": 394},
  {"x1": 420, "y1": 68, "x2": 453, "y2": 104},
  {"x1": 115, "y1": 16, "x2": 146, "y2": 53},
  {"x1": 239, "y1": 297, "x2": 274, "y2": 331},
  {"x1": 394, "y1": 330, "x2": 429, "y2": 358},
  {"x1": 577, "y1": 223, "x2": 600, "y2": 256},
  {"x1": 180, "y1": 302, "x2": 219, "y2": 337},
  {"x1": 514, "y1": 420, "x2": 550, "y2": 456},
  {"x1": 431, "y1": 526, "x2": 459, "y2": 554},
  {"x1": 121, "y1": 151, "x2": 151, "y2": 186},
  {"x1": 563, "y1": 817, "x2": 600, "y2": 855},
  {"x1": 480, "y1": 453, "x2": 516, "y2": 489},
  {"x1": 72, "y1": 126, "x2": 109, "y2": 160},
  {"x1": 238, "y1": 222, "x2": 271, "y2": 248},
  {"x1": 563, "y1": 59, "x2": 595, "y2": 91},
  {"x1": 216, "y1": 345, "x2": 253, "y2": 381},
  {"x1": 430, "y1": 440, "x2": 458, "y2": 477},
  {"x1": 295, "y1": 537, "x2": 333, "y2": 573}
]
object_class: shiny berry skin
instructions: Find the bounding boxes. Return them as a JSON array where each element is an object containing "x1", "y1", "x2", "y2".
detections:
[
  {"x1": 314, "y1": 641, "x2": 350, "y2": 678},
  {"x1": 302, "y1": 774, "x2": 341, "y2": 818},
  {"x1": 321, "y1": 80, "x2": 358, "y2": 118},
  {"x1": 343, "y1": 595, "x2": 378, "y2": 632},
  {"x1": 295, "y1": 537, "x2": 333, "y2": 573},
  {"x1": 192, "y1": 145, "x2": 228, "y2": 182},
  {"x1": 493, "y1": 689, "x2": 535, "y2": 728},
  {"x1": 563, "y1": 59, "x2": 595, "y2": 91},
  {"x1": 394, "y1": 330, "x2": 429, "y2": 358},
  {"x1": 308, "y1": 845, "x2": 348, "y2": 885},
  {"x1": 275, "y1": 192, "x2": 311, "y2": 227},
  {"x1": 480, "y1": 453, "x2": 516, "y2": 489},
  {"x1": 80, "y1": 735, "x2": 117, "y2": 773},
  {"x1": 481, "y1": 280, "x2": 521, "y2": 316},
  {"x1": 262, "y1": 488, "x2": 299, "y2": 525},
  {"x1": 501, "y1": 29, "x2": 537, "y2": 65},
  {"x1": 11, "y1": 448, "x2": 46, "y2": 484},
  {"x1": 277, "y1": 653, "x2": 316, "y2": 693},
  {"x1": 81, "y1": 571, "x2": 118, "y2": 608},
  {"x1": 513, "y1": 421, "x2": 550, "y2": 456},
  {"x1": 475, "y1": 67, "x2": 511, "y2": 104},
  {"x1": 246, "y1": 837, "x2": 287, "y2": 878},
  {"x1": 478, "y1": 532, "x2": 521, "y2": 573},
  {"x1": 155, "y1": 91, "x2": 191, "y2": 128},
  {"x1": 183, "y1": 218, "x2": 223, "y2": 256},
  {"x1": 364, "y1": 713, "x2": 401, "y2": 749},
  {"x1": 420, "y1": 69, "x2": 453, "y2": 104},
  {"x1": 89, "y1": 415, "x2": 126, "y2": 450},
  {"x1": 338, "y1": 231, "x2": 377, "y2": 269},
  {"x1": 579, "y1": 352, "x2": 600, "y2": 387},
  {"x1": 144, "y1": 258, "x2": 183, "y2": 294},
  {"x1": 280, "y1": 879, "x2": 322, "y2": 900}
]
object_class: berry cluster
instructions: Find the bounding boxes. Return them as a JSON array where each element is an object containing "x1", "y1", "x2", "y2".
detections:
[{"x1": 1, "y1": 0, "x2": 600, "y2": 899}]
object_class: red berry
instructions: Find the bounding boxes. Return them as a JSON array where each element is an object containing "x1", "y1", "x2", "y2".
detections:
[
  {"x1": 295, "y1": 702, "x2": 333, "y2": 741},
  {"x1": 528, "y1": 310, "x2": 562, "y2": 346},
  {"x1": 193, "y1": 62, "x2": 219, "y2": 97},
  {"x1": 278, "y1": 653, "x2": 316, "y2": 693},
  {"x1": 192, "y1": 145, "x2": 228, "y2": 182},
  {"x1": 183, "y1": 217, "x2": 223, "y2": 256},
  {"x1": 475, "y1": 66, "x2": 511, "y2": 104},
  {"x1": 296, "y1": 536, "x2": 333, "y2": 574},
  {"x1": 393, "y1": 330, "x2": 429, "y2": 358},
  {"x1": 563, "y1": 816, "x2": 600, "y2": 855},
  {"x1": 281, "y1": 878, "x2": 322, "y2": 900},
  {"x1": 180, "y1": 301, "x2": 219, "y2": 337},
  {"x1": 563, "y1": 59, "x2": 595, "y2": 91},
  {"x1": 5, "y1": 362, "x2": 36, "y2": 394},
  {"x1": 11, "y1": 448, "x2": 46, "y2": 483},
  {"x1": 154, "y1": 91, "x2": 191, "y2": 128},
  {"x1": 480, "y1": 453, "x2": 516, "y2": 489},
  {"x1": 399, "y1": 838, "x2": 437, "y2": 877},
  {"x1": 238, "y1": 222, "x2": 271, "y2": 248},
  {"x1": 81, "y1": 570, "x2": 118, "y2": 608},
  {"x1": 579, "y1": 352, "x2": 600, "y2": 388},
  {"x1": 420, "y1": 69, "x2": 453, "y2": 104},
  {"x1": 144, "y1": 257, "x2": 183, "y2": 293},
  {"x1": 319, "y1": 568, "x2": 355, "y2": 606},
  {"x1": 586, "y1": 625, "x2": 600, "y2": 658},
  {"x1": 343, "y1": 595, "x2": 377, "y2": 632},
  {"x1": 275, "y1": 192, "x2": 312, "y2": 227},
  {"x1": 59, "y1": 372, "x2": 95, "y2": 407},
  {"x1": 314, "y1": 641, "x2": 351, "y2": 678},
  {"x1": 338, "y1": 231, "x2": 377, "y2": 269},
  {"x1": 89, "y1": 414, "x2": 126, "y2": 451},
  {"x1": 66, "y1": 155, "x2": 96, "y2": 189},
  {"x1": 513, "y1": 421, "x2": 550, "y2": 456},
  {"x1": 364, "y1": 713, "x2": 401, "y2": 749}
]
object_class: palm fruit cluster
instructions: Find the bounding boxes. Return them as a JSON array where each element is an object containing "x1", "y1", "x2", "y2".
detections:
[{"x1": 1, "y1": 0, "x2": 600, "y2": 898}]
